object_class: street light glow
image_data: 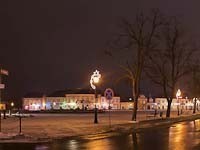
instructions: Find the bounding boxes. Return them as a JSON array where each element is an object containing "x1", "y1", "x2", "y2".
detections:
[
  {"x1": 11, "y1": 102, "x2": 14, "y2": 107},
  {"x1": 93, "y1": 76, "x2": 100, "y2": 84},
  {"x1": 90, "y1": 70, "x2": 101, "y2": 89},
  {"x1": 176, "y1": 89, "x2": 181, "y2": 116},
  {"x1": 90, "y1": 70, "x2": 101, "y2": 124},
  {"x1": 176, "y1": 89, "x2": 181, "y2": 98}
]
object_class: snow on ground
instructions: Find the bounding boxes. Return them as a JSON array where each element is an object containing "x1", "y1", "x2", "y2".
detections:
[{"x1": 0, "y1": 110, "x2": 198, "y2": 142}]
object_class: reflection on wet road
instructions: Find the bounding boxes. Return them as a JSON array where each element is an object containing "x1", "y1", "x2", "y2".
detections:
[{"x1": 0, "y1": 120, "x2": 200, "y2": 150}]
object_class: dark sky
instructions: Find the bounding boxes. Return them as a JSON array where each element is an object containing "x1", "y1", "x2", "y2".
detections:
[{"x1": 1, "y1": 0, "x2": 200, "y2": 100}]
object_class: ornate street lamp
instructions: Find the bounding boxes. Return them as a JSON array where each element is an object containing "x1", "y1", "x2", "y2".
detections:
[
  {"x1": 176, "y1": 89, "x2": 181, "y2": 116},
  {"x1": 90, "y1": 70, "x2": 101, "y2": 123}
]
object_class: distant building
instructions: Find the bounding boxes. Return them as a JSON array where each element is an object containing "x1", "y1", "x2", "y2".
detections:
[
  {"x1": 137, "y1": 95, "x2": 148, "y2": 110},
  {"x1": 119, "y1": 95, "x2": 196, "y2": 111},
  {"x1": 146, "y1": 97, "x2": 157, "y2": 110},
  {"x1": 100, "y1": 96, "x2": 120, "y2": 109},
  {"x1": 155, "y1": 97, "x2": 194, "y2": 111},
  {"x1": 22, "y1": 89, "x2": 121, "y2": 111},
  {"x1": 120, "y1": 101, "x2": 134, "y2": 110},
  {"x1": 23, "y1": 90, "x2": 197, "y2": 112},
  {"x1": 120, "y1": 95, "x2": 147, "y2": 110},
  {"x1": 23, "y1": 92, "x2": 46, "y2": 111}
]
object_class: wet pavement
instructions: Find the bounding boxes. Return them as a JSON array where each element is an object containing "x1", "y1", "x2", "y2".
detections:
[{"x1": 0, "y1": 119, "x2": 200, "y2": 150}]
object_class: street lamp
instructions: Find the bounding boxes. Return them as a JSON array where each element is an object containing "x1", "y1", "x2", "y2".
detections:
[
  {"x1": 10, "y1": 102, "x2": 14, "y2": 115},
  {"x1": 90, "y1": 70, "x2": 101, "y2": 124},
  {"x1": 176, "y1": 89, "x2": 181, "y2": 116},
  {"x1": 11, "y1": 102, "x2": 14, "y2": 107}
]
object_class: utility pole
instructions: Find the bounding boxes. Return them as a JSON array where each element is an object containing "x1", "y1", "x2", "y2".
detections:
[
  {"x1": 0, "y1": 73, "x2": 2, "y2": 103},
  {"x1": 19, "y1": 112, "x2": 22, "y2": 134},
  {"x1": 0, "y1": 71, "x2": 2, "y2": 132},
  {"x1": 0, "y1": 73, "x2": 2, "y2": 130},
  {"x1": 0, "y1": 68, "x2": 9, "y2": 120},
  {"x1": 94, "y1": 87, "x2": 98, "y2": 124}
]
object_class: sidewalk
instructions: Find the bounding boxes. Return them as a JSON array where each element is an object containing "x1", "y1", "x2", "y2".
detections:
[{"x1": 0, "y1": 111, "x2": 199, "y2": 143}]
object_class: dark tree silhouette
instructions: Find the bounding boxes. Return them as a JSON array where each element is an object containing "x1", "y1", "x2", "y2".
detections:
[
  {"x1": 146, "y1": 17, "x2": 197, "y2": 118},
  {"x1": 107, "y1": 9, "x2": 164, "y2": 121},
  {"x1": 189, "y1": 62, "x2": 200, "y2": 113}
]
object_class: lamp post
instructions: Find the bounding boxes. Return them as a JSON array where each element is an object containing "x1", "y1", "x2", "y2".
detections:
[
  {"x1": 176, "y1": 89, "x2": 181, "y2": 116},
  {"x1": 193, "y1": 98, "x2": 197, "y2": 114},
  {"x1": 90, "y1": 70, "x2": 101, "y2": 124},
  {"x1": 10, "y1": 102, "x2": 14, "y2": 115},
  {"x1": 197, "y1": 99, "x2": 199, "y2": 111}
]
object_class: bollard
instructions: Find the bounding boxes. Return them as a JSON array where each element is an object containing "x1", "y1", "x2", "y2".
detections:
[
  {"x1": 160, "y1": 111, "x2": 163, "y2": 118},
  {"x1": 19, "y1": 116, "x2": 22, "y2": 134},
  {"x1": 3, "y1": 110, "x2": 6, "y2": 119}
]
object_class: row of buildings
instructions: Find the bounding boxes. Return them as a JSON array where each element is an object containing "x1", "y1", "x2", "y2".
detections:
[
  {"x1": 122, "y1": 97, "x2": 199, "y2": 111},
  {"x1": 22, "y1": 89, "x2": 199, "y2": 111},
  {"x1": 23, "y1": 89, "x2": 121, "y2": 111}
]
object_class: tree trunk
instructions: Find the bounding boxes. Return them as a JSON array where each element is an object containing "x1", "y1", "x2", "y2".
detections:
[
  {"x1": 132, "y1": 80, "x2": 139, "y2": 121},
  {"x1": 193, "y1": 98, "x2": 197, "y2": 114},
  {"x1": 132, "y1": 98, "x2": 138, "y2": 121},
  {"x1": 166, "y1": 100, "x2": 172, "y2": 118}
]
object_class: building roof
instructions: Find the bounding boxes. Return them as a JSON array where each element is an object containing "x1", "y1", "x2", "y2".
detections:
[
  {"x1": 24, "y1": 88, "x2": 120, "y2": 98},
  {"x1": 47, "y1": 90, "x2": 67, "y2": 97},
  {"x1": 24, "y1": 92, "x2": 45, "y2": 98},
  {"x1": 47, "y1": 88, "x2": 102, "y2": 97}
]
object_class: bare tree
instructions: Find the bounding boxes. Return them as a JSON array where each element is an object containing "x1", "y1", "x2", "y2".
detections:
[
  {"x1": 107, "y1": 9, "x2": 164, "y2": 121},
  {"x1": 189, "y1": 62, "x2": 200, "y2": 113},
  {"x1": 146, "y1": 18, "x2": 196, "y2": 118}
]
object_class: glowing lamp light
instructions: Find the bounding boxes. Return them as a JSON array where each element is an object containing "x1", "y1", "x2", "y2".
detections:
[
  {"x1": 90, "y1": 70, "x2": 102, "y2": 124},
  {"x1": 176, "y1": 89, "x2": 181, "y2": 98},
  {"x1": 93, "y1": 76, "x2": 100, "y2": 83},
  {"x1": 176, "y1": 89, "x2": 181, "y2": 116},
  {"x1": 90, "y1": 70, "x2": 101, "y2": 89},
  {"x1": 11, "y1": 102, "x2": 14, "y2": 107}
]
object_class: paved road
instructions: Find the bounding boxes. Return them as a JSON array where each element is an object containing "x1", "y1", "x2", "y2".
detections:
[{"x1": 1, "y1": 120, "x2": 200, "y2": 150}]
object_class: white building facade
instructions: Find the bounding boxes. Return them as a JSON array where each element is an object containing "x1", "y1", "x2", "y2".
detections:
[{"x1": 23, "y1": 90, "x2": 120, "y2": 111}]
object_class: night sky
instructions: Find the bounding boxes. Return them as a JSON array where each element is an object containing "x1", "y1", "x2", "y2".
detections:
[{"x1": 1, "y1": 0, "x2": 200, "y2": 101}]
